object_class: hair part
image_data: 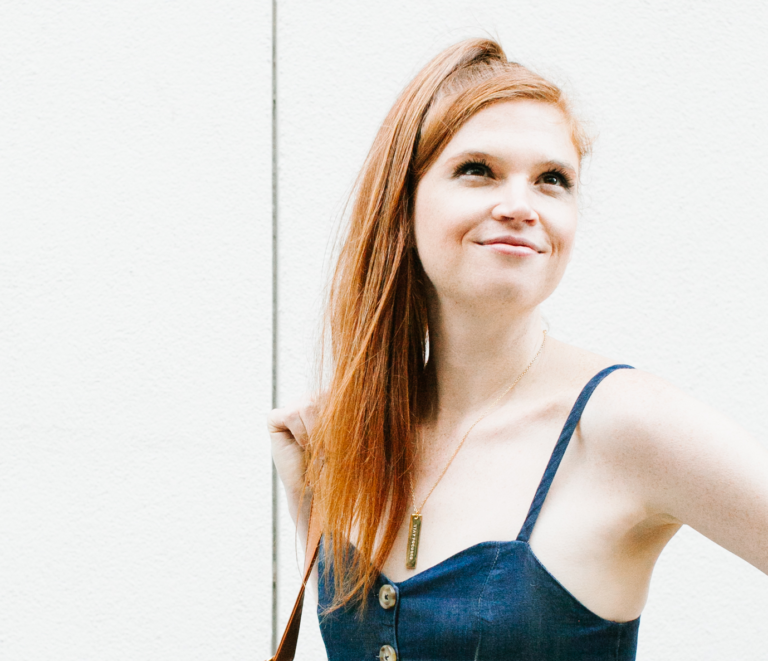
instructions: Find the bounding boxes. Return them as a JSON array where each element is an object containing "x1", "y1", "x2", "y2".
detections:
[{"x1": 308, "y1": 38, "x2": 592, "y2": 614}]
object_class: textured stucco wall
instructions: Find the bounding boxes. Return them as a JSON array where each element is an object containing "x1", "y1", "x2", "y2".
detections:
[
  {"x1": 0, "y1": 2, "x2": 274, "y2": 659},
  {"x1": 275, "y1": 1, "x2": 768, "y2": 659}
]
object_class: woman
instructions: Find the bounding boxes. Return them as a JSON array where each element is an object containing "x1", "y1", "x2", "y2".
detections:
[{"x1": 268, "y1": 39, "x2": 768, "y2": 660}]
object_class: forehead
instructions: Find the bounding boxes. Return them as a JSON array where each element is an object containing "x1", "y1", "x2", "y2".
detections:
[{"x1": 439, "y1": 100, "x2": 579, "y2": 169}]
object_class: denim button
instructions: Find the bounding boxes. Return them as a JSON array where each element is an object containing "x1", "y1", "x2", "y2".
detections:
[
  {"x1": 378, "y1": 645, "x2": 396, "y2": 661},
  {"x1": 378, "y1": 584, "x2": 397, "y2": 609}
]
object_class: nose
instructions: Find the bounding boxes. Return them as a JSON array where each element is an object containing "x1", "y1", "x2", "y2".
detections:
[{"x1": 491, "y1": 180, "x2": 538, "y2": 225}]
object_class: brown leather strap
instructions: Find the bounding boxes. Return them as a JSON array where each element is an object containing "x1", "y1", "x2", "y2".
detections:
[{"x1": 269, "y1": 501, "x2": 323, "y2": 661}]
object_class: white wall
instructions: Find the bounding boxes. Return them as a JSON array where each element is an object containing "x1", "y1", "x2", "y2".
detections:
[
  {"x1": 275, "y1": 1, "x2": 768, "y2": 659},
  {"x1": 0, "y1": 2, "x2": 274, "y2": 659},
  {"x1": 1, "y1": 2, "x2": 767, "y2": 660}
]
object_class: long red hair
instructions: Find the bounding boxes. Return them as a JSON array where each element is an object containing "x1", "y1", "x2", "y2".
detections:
[{"x1": 307, "y1": 38, "x2": 591, "y2": 612}]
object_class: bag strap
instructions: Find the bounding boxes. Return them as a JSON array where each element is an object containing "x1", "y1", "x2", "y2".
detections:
[{"x1": 269, "y1": 500, "x2": 323, "y2": 661}]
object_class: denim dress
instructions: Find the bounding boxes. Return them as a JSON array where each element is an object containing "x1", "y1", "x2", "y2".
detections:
[{"x1": 318, "y1": 365, "x2": 640, "y2": 661}]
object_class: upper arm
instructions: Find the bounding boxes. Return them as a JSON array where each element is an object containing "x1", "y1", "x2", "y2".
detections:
[{"x1": 587, "y1": 369, "x2": 768, "y2": 574}]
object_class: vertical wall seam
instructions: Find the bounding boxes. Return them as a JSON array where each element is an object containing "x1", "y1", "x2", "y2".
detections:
[{"x1": 270, "y1": 0, "x2": 279, "y2": 654}]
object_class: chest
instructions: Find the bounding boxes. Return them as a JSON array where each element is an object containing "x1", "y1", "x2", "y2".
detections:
[
  {"x1": 377, "y1": 409, "x2": 654, "y2": 622},
  {"x1": 318, "y1": 541, "x2": 640, "y2": 661},
  {"x1": 382, "y1": 409, "x2": 622, "y2": 578}
]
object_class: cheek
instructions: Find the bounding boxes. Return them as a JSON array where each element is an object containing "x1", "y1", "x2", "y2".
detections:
[
  {"x1": 546, "y1": 204, "x2": 578, "y2": 258},
  {"x1": 413, "y1": 180, "x2": 481, "y2": 259},
  {"x1": 413, "y1": 184, "x2": 460, "y2": 267},
  {"x1": 413, "y1": 200, "x2": 458, "y2": 295}
]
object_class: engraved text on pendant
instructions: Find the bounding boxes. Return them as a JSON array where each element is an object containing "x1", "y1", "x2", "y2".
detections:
[{"x1": 405, "y1": 513, "x2": 422, "y2": 569}]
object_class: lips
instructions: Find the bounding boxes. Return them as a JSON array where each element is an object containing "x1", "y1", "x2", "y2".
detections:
[{"x1": 479, "y1": 235, "x2": 542, "y2": 253}]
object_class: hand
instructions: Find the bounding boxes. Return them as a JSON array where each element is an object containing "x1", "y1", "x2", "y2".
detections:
[{"x1": 267, "y1": 394, "x2": 319, "y2": 521}]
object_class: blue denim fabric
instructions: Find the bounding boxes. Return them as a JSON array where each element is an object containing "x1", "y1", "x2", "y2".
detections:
[{"x1": 319, "y1": 365, "x2": 639, "y2": 660}]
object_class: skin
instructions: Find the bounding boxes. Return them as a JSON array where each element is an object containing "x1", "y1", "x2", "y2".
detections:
[{"x1": 268, "y1": 99, "x2": 768, "y2": 623}]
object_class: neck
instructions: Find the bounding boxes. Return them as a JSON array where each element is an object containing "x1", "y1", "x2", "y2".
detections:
[{"x1": 424, "y1": 297, "x2": 544, "y2": 425}]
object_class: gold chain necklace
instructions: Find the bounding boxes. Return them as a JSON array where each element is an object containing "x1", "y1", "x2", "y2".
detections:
[{"x1": 405, "y1": 330, "x2": 547, "y2": 569}]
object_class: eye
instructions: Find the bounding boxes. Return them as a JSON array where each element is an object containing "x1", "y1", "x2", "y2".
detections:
[
  {"x1": 454, "y1": 159, "x2": 493, "y2": 179},
  {"x1": 538, "y1": 169, "x2": 573, "y2": 190}
]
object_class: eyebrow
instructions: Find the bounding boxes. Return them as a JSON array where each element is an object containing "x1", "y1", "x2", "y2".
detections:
[{"x1": 446, "y1": 150, "x2": 578, "y2": 176}]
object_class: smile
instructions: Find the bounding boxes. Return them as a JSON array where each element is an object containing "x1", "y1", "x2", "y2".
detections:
[{"x1": 479, "y1": 236, "x2": 542, "y2": 256}]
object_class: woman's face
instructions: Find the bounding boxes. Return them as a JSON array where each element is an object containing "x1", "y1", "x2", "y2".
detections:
[{"x1": 413, "y1": 99, "x2": 580, "y2": 314}]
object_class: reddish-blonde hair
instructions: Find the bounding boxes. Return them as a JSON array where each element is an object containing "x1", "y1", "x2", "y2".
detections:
[{"x1": 307, "y1": 38, "x2": 591, "y2": 612}]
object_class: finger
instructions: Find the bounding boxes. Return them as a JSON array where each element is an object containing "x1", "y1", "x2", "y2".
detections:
[
  {"x1": 284, "y1": 407, "x2": 311, "y2": 449},
  {"x1": 268, "y1": 406, "x2": 311, "y2": 449},
  {"x1": 298, "y1": 397, "x2": 319, "y2": 440},
  {"x1": 267, "y1": 408, "x2": 290, "y2": 434},
  {"x1": 267, "y1": 408, "x2": 303, "y2": 446}
]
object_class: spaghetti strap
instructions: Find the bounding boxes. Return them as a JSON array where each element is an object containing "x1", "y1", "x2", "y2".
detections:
[{"x1": 516, "y1": 364, "x2": 634, "y2": 543}]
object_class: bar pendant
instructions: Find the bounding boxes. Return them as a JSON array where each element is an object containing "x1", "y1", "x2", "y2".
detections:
[{"x1": 405, "y1": 513, "x2": 422, "y2": 569}]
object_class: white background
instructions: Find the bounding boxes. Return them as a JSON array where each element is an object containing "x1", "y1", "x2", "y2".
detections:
[
  {"x1": 0, "y1": 2, "x2": 273, "y2": 659},
  {"x1": 1, "y1": 2, "x2": 767, "y2": 660}
]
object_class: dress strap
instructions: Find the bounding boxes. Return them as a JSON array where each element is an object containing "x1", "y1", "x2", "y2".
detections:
[{"x1": 516, "y1": 364, "x2": 634, "y2": 543}]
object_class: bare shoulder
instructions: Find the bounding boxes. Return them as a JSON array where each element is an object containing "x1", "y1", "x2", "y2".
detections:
[
  {"x1": 579, "y1": 363, "x2": 757, "y2": 467},
  {"x1": 544, "y1": 337, "x2": 746, "y2": 451},
  {"x1": 538, "y1": 336, "x2": 638, "y2": 397},
  {"x1": 552, "y1": 345, "x2": 768, "y2": 572}
]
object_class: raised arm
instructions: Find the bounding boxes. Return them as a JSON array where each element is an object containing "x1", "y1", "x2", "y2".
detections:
[
  {"x1": 267, "y1": 395, "x2": 318, "y2": 541},
  {"x1": 588, "y1": 369, "x2": 768, "y2": 574}
]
